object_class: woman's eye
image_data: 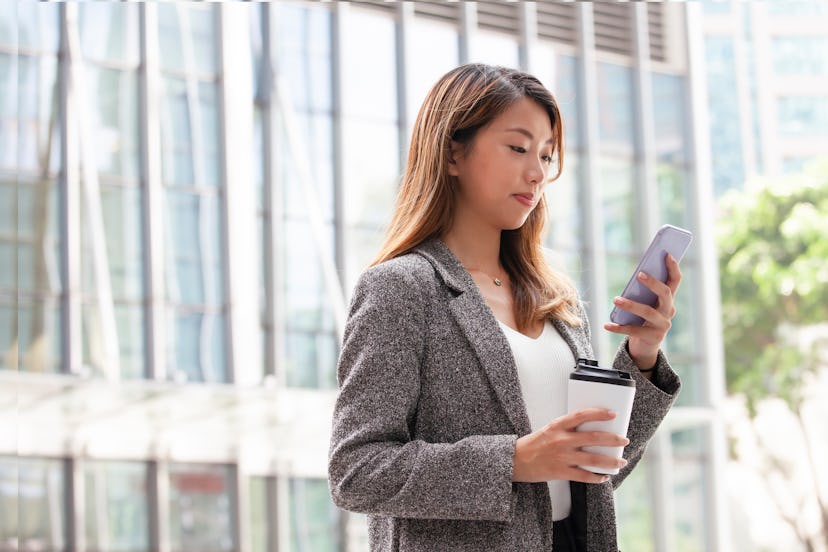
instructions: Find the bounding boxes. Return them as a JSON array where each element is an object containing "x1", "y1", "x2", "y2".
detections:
[
  {"x1": 542, "y1": 154, "x2": 554, "y2": 164},
  {"x1": 510, "y1": 146, "x2": 527, "y2": 154}
]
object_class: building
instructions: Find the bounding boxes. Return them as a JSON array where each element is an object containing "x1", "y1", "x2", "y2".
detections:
[
  {"x1": 3, "y1": 2, "x2": 727, "y2": 551},
  {"x1": 701, "y1": 0, "x2": 828, "y2": 195}
]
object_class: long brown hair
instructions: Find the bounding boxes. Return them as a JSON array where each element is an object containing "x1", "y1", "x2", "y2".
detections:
[{"x1": 372, "y1": 63, "x2": 581, "y2": 328}]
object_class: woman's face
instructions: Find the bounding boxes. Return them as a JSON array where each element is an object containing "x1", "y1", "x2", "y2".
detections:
[{"x1": 448, "y1": 96, "x2": 555, "y2": 231}]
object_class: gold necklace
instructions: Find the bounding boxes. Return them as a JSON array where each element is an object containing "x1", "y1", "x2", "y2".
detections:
[{"x1": 469, "y1": 268, "x2": 505, "y2": 287}]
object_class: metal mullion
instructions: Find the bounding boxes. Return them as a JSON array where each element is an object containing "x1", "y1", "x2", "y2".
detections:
[
  {"x1": 575, "y1": 3, "x2": 608, "y2": 362},
  {"x1": 684, "y1": 4, "x2": 729, "y2": 551},
  {"x1": 231, "y1": 464, "x2": 246, "y2": 552},
  {"x1": 140, "y1": 2, "x2": 167, "y2": 382},
  {"x1": 148, "y1": 459, "x2": 171, "y2": 552},
  {"x1": 64, "y1": 457, "x2": 85, "y2": 552},
  {"x1": 395, "y1": 2, "x2": 412, "y2": 173},
  {"x1": 458, "y1": 2, "x2": 476, "y2": 64},
  {"x1": 517, "y1": 1, "x2": 537, "y2": 72},
  {"x1": 263, "y1": 2, "x2": 283, "y2": 383},
  {"x1": 266, "y1": 475, "x2": 280, "y2": 552},
  {"x1": 59, "y1": 2, "x2": 82, "y2": 377},
  {"x1": 632, "y1": 3, "x2": 659, "y2": 246},
  {"x1": 332, "y1": 3, "x2": 346, "y2": 291}
]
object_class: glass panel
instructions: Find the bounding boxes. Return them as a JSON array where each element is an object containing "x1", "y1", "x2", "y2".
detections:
[
  {"x1": 288, "y1": 478, "x2": 339, "y2": 552},
  {"x1": 280, "y1": 114, "x2": 335, "y2": 220},
  {"x1": 285, "y1": 329, "x2": 338, "y2": 389},
  {"x1": 599, "y1": 156, "x2": 635, "y2": 254},
  {"x1": 18, "y1": 300, "x2": 61, "y2": 373},
  {"x1": 670, "y1": 357, "x2": 704, "y2": 408},
  {"x1": 615, "y1": 454, "x2": 654, "y2": 552},
  {"x1": 777, "y1": 96, "x2": 828, "y2": 136},
  {"x1": 341, "y1": 9, "x2": 397, "y2": 121},
  {"x1": 704, "y1": 36, "x2": 745, "y2": 196},
  {"x1": 17, "y1": 182, "x2": 61, "y2": 295},
  {"x1": 766, "y1": 1, "x2": 828, "y2": 16},
  {"x1": 165, "y1": 191, "x2": 224, "y2": 306},
  {"x1": 249, "y1": 477, "x2": 270, "y2": 552},
  {"x1": 657, "y1": 164, "x2": 692, "y2": 231},
  {"x1": 15, "y1": 3, "x2": 60, "y2": 53},
  {"x1": 16, "y1": 54, "x2": 60, "y2": 173},
  {"x1": 83, "y1": 460, "x2": 149, "y2": 552},
  {"x1": 652, "y1": 74, "x2": 687, "y2": 165},
  {"x1": 169, "y1": 464, "x2": 234, "y2": 552},
  {"x1": 471, "y1": 31, "x2": 520, "y2": 68},
  {"x1": 158, "y1": 5, "x2": 217, "y2": 76},
  {"x1": 0, "y1": 54, "x2": 18, "y2": 170},
  {"x1": 85, "y1": 66, "x2": 140, "y2": 179},
  {"x1": 166, "y1": 310, "x2": 226, "y2": 383},
  {"x1": 665, "y1": 263, "x2": 698, "y2": 356},
  {"x1": 771, "y1": 36, "x2": 828, "y2": 76},
  {"x1": 81, "y1": 303, "x2": 145, "y2": 380},
  {"x1": 0, "y1": 302, "x2": 15, "y2": 371},
  {"x1": 546, "y1": 154, "x2": 581, "y2": 254},
  {"x1": 597, "y1": 63, "x2": 634, "y2": 149},
  {"x1": 606, "y1": 253, "x2": 637, "y2": 351},
  {"x1": 8, "y1": 457, "x2": 67, "y2": 551},
  {"x1": 407, "y1": 18, "x2": 459, "y2": 130},
  {"x1": 671, "y1": 427, "x2": 710, "y2": 552},
  {"x1": 79, "y1": 2, "x2": 140, "y2": 65},
  {"x1": 275, "y1": 4, "x2": 332, "y2": 113}
]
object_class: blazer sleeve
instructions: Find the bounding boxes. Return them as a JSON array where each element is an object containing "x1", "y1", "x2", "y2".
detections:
[
  {"x1": 328, "y1": 262, "x2": 518, "y2": 522},
  {"x1": 611, "y1": 336, "x2": 681, "y2": 488}
]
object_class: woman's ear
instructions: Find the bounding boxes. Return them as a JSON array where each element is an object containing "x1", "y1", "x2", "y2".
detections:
[{"x1": 447, "y1": 140, "x2": 462, "y2": 176}]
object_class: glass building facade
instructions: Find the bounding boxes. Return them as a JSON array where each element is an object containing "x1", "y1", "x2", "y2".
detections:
[
  {"x1": 4, "y1": 3, "x2": 727, "y2": 551},
  {"x1": 701, "y1": 0, "x2": 828, "y2": 194}
]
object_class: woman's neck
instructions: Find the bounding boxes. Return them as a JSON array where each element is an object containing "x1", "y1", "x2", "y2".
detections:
[{"x1": 441, "y1": 219, "x2": 503, "y2": 275}]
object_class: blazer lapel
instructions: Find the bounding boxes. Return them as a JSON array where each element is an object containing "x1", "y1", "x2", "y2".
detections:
[{"x1": 415, "y1": 239, "x2": 532, "y2": 436}]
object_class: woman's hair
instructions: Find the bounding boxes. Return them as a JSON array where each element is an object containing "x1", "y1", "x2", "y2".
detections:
[{"x1": 372, "y1": 63, "x2": 581, "y2": 328}]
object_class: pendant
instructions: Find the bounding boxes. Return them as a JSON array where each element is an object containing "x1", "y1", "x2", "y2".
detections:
[{"x1": 494, "y1": 278, "x2": 502, "y2": 286}]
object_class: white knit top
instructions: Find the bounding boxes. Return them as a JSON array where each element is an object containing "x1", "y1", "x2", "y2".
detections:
[{"x1": 498, "y1": 319, "x2": 576, "y2": 521}]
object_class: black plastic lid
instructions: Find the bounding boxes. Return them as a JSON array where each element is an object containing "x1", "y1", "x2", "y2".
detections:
[{"x1": 570, "y1": 364, "x2": 636, "y2": 388}]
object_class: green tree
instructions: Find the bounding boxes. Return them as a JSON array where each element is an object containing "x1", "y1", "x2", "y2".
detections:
[{"x1": 718, "y1": 159, "x2": 828, "y2": 550}]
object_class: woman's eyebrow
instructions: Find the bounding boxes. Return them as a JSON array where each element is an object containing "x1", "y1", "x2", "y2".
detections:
[{"x1": 504, "y1": 127, "x2": 554, "y2": 144}]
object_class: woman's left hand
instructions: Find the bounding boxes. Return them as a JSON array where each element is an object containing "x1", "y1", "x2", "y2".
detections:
[{"x1": 603, "y1": 253, "x2": 682, "y2": 373}]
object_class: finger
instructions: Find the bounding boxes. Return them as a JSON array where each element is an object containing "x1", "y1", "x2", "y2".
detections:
[
  {"x1": 635, "y1": 271, "x2": 674, "y2": 316},
  {"x1": 665, "y1": 253, "x2": 682, "y2": 295},
  {"x1": 604, "y1": 322, "x2": 668, "y2": 339},
  {"x1": 565, "y1": 467, "x2": 612, "y2": 485},
  {"x1": 571, "y1": 430, "x2": 630, "y2": 448},
  {"x1": 554, "y1": 408, "x2": 616, "y2": 431},
  {"x1": 612, "y1": 296, "x2": 665, "y2": 325},
  {"x1": 575, "y1": 451, "x2": 629, "y2": 472}
]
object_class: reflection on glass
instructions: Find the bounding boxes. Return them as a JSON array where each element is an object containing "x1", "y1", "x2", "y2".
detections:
[
  {"x1": 79, "y1": 2, "x2": 140, "y2": 65},
  {"x1": 777, "y1": 96, "x2": 828, "y2": 136},
  {"x1": 407, "y1": 18, "x2": 459, "y2": 126},
  {"x1": 704, "y1": 36, "x2": 745, "y2": 195},
  {"x1": 83, "y1": 460, "x2": 149, "y2": 552},
  {"x1": 599, "y1": 157, "x2": 635, "y2": 253},
  {"x1": 15, "y1": 54, "x2": 60, "y2": 173},
  {"x1": 165, "y1": 191, "x2": 224, "y2": 306},
  {"x1": 615, "y1": 454, "x2": 654, "y2": 552},
  {"x1": 771, "y1": 36, "x2": 828, "y2": 76},
  {"x1": 158, "y1": 4, "x2": 217, "y2": 76},
  {"x1": 13, "y1": 3, "x2": 60, "y2": 52},
  {"x1": 289, "y1": 478, "x2": 339, "y2": 552},
  {"x1": 2, "y1": 457, "x2": 66, "y2": 551},
  {"x1": 85, "y1": 66, "x2": 140, "y2": 178},
  {"x1": 671, "y1": 427, "x2": 709, "y2": 552},
  {"x1": 166, "y1": 310, "x2": 226, "y2": 383},
  {"x1": 597, "y1": 63, "x2": 634, "y2": 148},
  {"x1": 18, "y1": 302, "x2": 62, "y2": 374},
  {"x1": 652, "y1": 74, "x2": 687, "y2": 164},
  {"x1": 169, "y1": 463, "x2": 234, "y2": 552}
]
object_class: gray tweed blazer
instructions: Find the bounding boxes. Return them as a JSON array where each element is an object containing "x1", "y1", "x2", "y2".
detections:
[{"x1": 328, "y1": 238, "x2": 680, "y2": 551}]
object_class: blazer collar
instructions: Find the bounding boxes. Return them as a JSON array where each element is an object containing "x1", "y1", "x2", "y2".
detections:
[
  {"x1": 413, "y1": 238, "x2": 591, "y2": 436},
  {"x1": 414, "y1": 238, "x2": 532, "y2": 434}
]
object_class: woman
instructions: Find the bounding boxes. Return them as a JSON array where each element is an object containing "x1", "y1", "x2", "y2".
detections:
[{"x1": 328, "y1": 63, "x2": 681, "y2": 551}]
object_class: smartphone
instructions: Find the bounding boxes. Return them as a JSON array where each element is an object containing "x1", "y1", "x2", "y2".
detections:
[{"x1": 610, "y1": 224, "x2": 693, "y2": 326}]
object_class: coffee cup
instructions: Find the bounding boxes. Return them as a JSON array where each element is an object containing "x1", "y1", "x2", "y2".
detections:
[{"x1": 567, "y1": 358, "x2": 636, "y2": 475}]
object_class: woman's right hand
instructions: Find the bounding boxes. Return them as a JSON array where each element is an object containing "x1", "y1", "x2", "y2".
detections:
[{"x1": 512, "y1": 408, "x2": 629, "y2": 484}]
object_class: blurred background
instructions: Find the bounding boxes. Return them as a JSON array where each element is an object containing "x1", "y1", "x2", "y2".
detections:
[{"x1": 3, "y1": 1, "x2": 827, "y2": 551}]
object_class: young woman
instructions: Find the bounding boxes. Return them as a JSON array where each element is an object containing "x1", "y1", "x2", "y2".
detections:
[{"x1": 328, "y1": 63, "x2": 681, "y2": 552}]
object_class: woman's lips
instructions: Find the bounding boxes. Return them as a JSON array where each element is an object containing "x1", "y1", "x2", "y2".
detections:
[{"x1": 513, "y1": 193, "x2": 535, "y2": 207}]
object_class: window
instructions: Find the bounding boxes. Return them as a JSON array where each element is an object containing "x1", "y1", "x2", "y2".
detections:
[
  {"x1": 158, "y1": 4, "x2": 227, "y2": 383},
  {"x1": 168, "y1": 463, "x2": 235, "y2": 552},
  {"x1": 83, "y1": 460, "x2": 150, "y2": 551},
  {"x1": 777, "y1": 96, "x2": 828, "y2": 137}
]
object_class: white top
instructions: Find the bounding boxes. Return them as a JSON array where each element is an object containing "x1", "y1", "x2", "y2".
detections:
[{"x1": 498, "y1": 319, "x2": 576, "y2": 521}]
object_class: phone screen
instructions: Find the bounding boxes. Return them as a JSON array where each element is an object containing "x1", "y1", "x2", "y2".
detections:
[{"x1": 609, "y1": 225, "x2": 693, "y2": 326}]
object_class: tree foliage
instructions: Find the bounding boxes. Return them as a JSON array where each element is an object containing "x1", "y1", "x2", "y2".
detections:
[{"x1": 718, "y1": 159, "x2": 828, "y2": 415}]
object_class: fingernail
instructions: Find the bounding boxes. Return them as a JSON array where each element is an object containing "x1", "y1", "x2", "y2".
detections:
[
  {"x1": 613, "y1": 296, "x2": 624, "y2": 305},
  {"x1": 638, "y1": 272, "x2": 647, "y2": 280},
  {"x1": 620, "y1": 459, "x2": 628, "y2": 467},
  {"x1": 601, "y1": 476, "x2": 610, "y2": 483}
]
